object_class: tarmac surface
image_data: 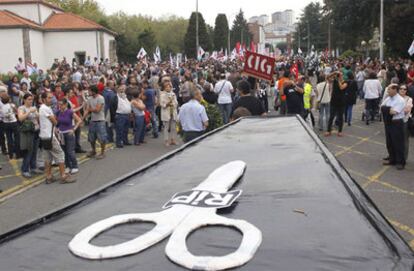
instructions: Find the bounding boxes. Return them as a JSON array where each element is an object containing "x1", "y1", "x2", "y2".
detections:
[{"x1": 0, "y1": 101, "x2": 413, "y2": 250}]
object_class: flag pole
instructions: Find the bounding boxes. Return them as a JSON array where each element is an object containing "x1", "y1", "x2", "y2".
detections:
[{"x1": 196, "y1": 0, "x2": 199, "y2": 59}]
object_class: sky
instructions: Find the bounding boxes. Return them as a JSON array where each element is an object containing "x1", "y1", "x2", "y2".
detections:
[{"x1": 95, "y1": 0, "x2": 322, "y2": 25}]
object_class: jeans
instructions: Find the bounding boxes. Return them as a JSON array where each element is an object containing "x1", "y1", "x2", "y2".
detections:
[
  {"x1": 0, "y1": 121, "x2": 6, "y2": 153},
  {"x1": 328, "y1": 105, "x2": 345, "y2": 133},
  {"x1": 318, "y1": 103, "x2": 330, "y2": 131},
  {"x1": 148, "y1": 108, "x2": 159, "y2": 137},
  {"x1": 106, "y1": 122, "x2": 114, "y2": 143},
  {"x1": 21, "y1": 132, "x2": 39, "y2": 173},
  {"x1": 115, "y1": 114, "x2": 130, "y2": 146},
  {"x1": 345, "y1": 104, "x2": 354, "y2": 124},
  {"x1": 3, "y1": 122, "x2": 20, "y2": 159},
  {"x1": 74, "y1": 127, "x2": 82, "y2": 151},
  {"x1": 133, "y1": 115, "x2": 145, "y2": 144},
  {"x1": 365, "y1": 98, "x2": 379, "y2": 123},
  {"x1": 62, "y1": 132, "x2": 78, "y2": 169},
  {"x1": 218, "y1": 103, "x2": 232, "y2": 124}
]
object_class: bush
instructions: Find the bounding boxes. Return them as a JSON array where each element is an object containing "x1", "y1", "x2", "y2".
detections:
[{"x1": 340, "y1": 50, "x2": 363, "y2": 59}]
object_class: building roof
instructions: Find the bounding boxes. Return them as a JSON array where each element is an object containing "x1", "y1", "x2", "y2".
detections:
[
  {"x1": 0, "y1": 9, "x2": 41, "y2": 29},
  {"x1": 43, "y1": 12, "x2": 116, "y2": 35},
  {"x1": 0, "y1": 0, "x2": 63, "y2": 12}
]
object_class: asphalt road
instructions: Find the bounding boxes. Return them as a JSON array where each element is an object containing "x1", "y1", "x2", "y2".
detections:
[{"x1": 0, "y1": 100, "x2": 413, "y2": 250}]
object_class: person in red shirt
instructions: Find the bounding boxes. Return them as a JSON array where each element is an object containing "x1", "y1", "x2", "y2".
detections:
[
  {"x1": 407, "y1": 64, "x2": 414, "y2": 84},
  {"x1": 54, "y1": 83, "x2": 65, "y2": 101},
  {"x1": 97, "y1": 77, "x2": 105, "y2": 95},
  {"x1": 278, "y1": 70, "x2": 290, "y2": 115},
  {"x1": 66, "y1": 83, "x2": 86, "y2": 153}
]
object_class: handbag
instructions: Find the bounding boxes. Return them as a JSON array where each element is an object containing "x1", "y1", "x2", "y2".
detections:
[
  {"x1": 317, "y1": 82, "x2": 328, "y2": 109},
  {"x1": 20, "y1": 120, "x2": 35, "y2": 133},
  {"x1": 41, "y1": 125, "x2": 54, "y2": 150}
]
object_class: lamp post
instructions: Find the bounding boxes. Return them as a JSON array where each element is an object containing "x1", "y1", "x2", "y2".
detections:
[
  {"x1": 380, "y1": 0, "x2": 384, "y2": 62},
  {"x1": 196, "y1": 0, "x2": 199, "y2": 58}
]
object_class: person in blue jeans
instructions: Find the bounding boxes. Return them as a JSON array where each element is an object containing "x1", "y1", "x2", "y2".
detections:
[
  {"x1": 17, "y1": 93, "x2": 41, "y2": 178},
  {"x1": 110, "y1": 85, "x2": 132, "y2": 148},
  {"x1": 131, "y1": 92, "x2": 146, "y2": 145},
  {"x1": 142, "y1": 80, "x2": 159, "y2": 138},
  {"x1": 56, "y1": 98, "x2": 82, "y2": 174}
]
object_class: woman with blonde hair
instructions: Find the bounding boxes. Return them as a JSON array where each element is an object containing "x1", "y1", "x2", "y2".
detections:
[{"x1": 160, "y1": 79, "x2": 178, "y2": 146}]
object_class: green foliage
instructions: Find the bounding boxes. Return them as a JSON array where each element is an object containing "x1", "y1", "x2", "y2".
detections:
[
  {"x1": 46, "y1": 1, "x2": 188, "y2": 63},
  {"x1": 340, "y1": 49, "x2": 363, "y2": 59},
  {"x1": 230, "y1": 9, "x2": 252, "y2": 47},
  {"x1": 276, "y1": 42, "x2": 287, "y2": 52},
  {"x1": 213, "y1": 14, "x2": 229, "y2": 51},
  {"x1": 294, "y1": 2, "x2": 328, "y2": 52},
  {"x1": 184, "y1": 12, "x2": 211, "y2": 58},
  {"x1": 321, "y1": 0, "x2": 414, "y2": 55}
]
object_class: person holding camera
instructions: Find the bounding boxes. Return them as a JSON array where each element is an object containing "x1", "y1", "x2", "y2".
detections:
[{"x1": 325, "y1": 71, "x2": 348, "y2": 137}]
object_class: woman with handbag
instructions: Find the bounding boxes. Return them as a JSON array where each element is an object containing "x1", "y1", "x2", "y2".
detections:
[
  {"x1": 56, "y1": 98, "x2": 82, "y2": 175},
  {"x1": 18, "y1": 93, "x2": 41, "y2": 178}
]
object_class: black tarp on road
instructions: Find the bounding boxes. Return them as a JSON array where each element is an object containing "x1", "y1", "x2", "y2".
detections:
[{"x1": 0, "y1": 117, "x2": 413, "y2": 270}]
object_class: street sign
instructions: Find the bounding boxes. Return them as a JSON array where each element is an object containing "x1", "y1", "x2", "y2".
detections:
[{"x1": 243, "y1": 51, "x2": 275, "y2": 82}]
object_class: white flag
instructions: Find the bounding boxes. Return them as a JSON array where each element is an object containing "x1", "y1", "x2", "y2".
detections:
[
  {"x1": 298, "y1": 48, "x2": 303, "y2": 55},
  {"x1": 169, "y1": 53, "x2": 173, "y2": 66},
  {"x1": 408, "y1": 40, "x2": 414, "y2": 56},
  {"x1": 154, "y1": 46, "x2": 161, "y2": 62},
  {"x1": 230, "y1": 48, "x2": 237, "y2": 60},
  {"x1": 211, "y1": 51, "x2": 218, "y2": 60},
  {"x1": 197, "y1": 46, "x2": 205, "y2": 60},
  {"x1": 137, "y1": 47, "x2": 147, "y2": 59}
]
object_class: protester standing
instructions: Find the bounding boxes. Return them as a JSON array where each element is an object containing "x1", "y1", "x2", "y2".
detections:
[
  {"x1": 214, "y1": 74, "x2": 234, "y2": 124},
  {"x1": 160, "y1": 80, "x2": 178, "y2": 146},
  {"x1": 326, "y1": 72, "x2": 348, "y2": 137},
  {"x1": 363, "y1": 72, "x2": 383, "y2": 125},
  {"x1": 381, "y1": 84, "x2": 406, "y2": 170},
  {"x1": 344, "y1": 73, "x2": 358, "y2": 126},
  {"x1": 1, "y1": 95, "x2": 20, "y2": 159},
  {"x1": 39, "y1": 92, "x2": 75, "y2": 183},
  {"x1": 178, "y1": 88, "x2": 209, "y2": 143},
  {"x1": 131, "y1": 91, "x2": 146, "y2": 146},
  {"x1": 111, "y1": 85, "x2": 132, "y2": 148},
  {"x1": 83, "y1": 85, "x2": 107, "y2": 159},
  {"x1": 0, "y1": 86, "x2": 7, "y2": 155},
  {"x1": 57, "y1": 98, "x2": 82, "y2": 174},
  {"x1": 398, "y1": 85, "x2": 412, "y2": 162},
  {"x1": 18, "y1": 93, "x2": 40, "y2": 178}
]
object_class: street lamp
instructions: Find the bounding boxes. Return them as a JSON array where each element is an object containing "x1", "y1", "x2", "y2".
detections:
[{"x1": 196, "y1": 0, "x2": 199, "y2": 59}]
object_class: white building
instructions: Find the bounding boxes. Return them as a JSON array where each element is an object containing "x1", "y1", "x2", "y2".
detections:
[{"x1": 0, "y1": 0, "x2": 117, "y2": 73}]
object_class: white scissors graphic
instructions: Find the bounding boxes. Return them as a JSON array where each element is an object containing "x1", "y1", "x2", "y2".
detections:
[{"x1": 69, "y1": 161, "x2": 262, "y2": 271}]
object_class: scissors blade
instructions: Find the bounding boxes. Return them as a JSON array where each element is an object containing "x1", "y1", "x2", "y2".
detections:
[{"x1": 194, "y1": 161, "x2": 246, "y2": 193}]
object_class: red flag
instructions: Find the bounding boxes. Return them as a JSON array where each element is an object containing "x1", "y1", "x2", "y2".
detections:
[
  {"x1": 236, "y1": 42, "x2": 241, "y2": 54},
  {"x1": 250, "y1": 42, "x2": 256, "y2": 53}
]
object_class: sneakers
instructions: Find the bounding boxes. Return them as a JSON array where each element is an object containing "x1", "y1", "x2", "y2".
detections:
[
  {"x1": 65, "y1": 168, "x2": 71, "y2": 174},
  {"x1": 22, "y1": 172, "x2": 32, "y2": 178},
  {"x1": 70, "y1": 168, "x2": 79, "y2": 174},
  {"x1": 60, "y1": 174, "x2": 76, "y2": 184}
]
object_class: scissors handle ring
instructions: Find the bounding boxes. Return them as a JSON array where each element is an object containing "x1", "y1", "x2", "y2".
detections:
[
  {"x1": 68, "y1": 212, "x2": 174, "y2": 259},
  {"x1": 165, "y1": 214, "x2": 262, "y2": 270}
]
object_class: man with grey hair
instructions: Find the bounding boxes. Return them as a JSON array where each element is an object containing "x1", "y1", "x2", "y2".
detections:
[{"x1": 178, "y1": 88, "x2": 209, "y2": 143}]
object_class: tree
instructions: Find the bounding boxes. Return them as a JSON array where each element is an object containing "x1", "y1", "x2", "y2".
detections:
[
  {"x1": 294, "y1": 2, "x2": 327, "y2": 53},
  {"x1": 384, "y1": 4, "x2": 414, "y2": 56},
  {"x1": 230, "y1": 9, "x2": 252, "y2": 48},
  {"x1": 46, "y1": 0, "x2": 106, "y2": 23},
  {"x1": 138, "y1": 28, "x2": 156, "y2": 56},
  {"x1": 184, "y1": 12, "x2": 210, "y2": 58},
  {"x1": 213, "y1": 14, "x2": 229, "y2": 51}
]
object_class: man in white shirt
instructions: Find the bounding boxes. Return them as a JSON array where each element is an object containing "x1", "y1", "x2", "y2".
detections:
[
  {"x1": 381, "y1": 84, "x2": 406, "y2": 170},
  {"x1": 39, "y1": 92, "x2": 75, "y2": 183},
  {"x1": 178, "y1": 88, "x2": 208, "y2": 143},
  {"x1": 363, "y1": 72, "x2": 382, "y2": 125},
  {"x1": 20, "y1": 71, "x2": 32, "y2": 91},
  {"x1": 15, "y1": 58, "x2": 25, "y2": 74},
  {"x1": 72, "y1": 68, "x2": 83, "y2": 83},
  {"x1": 114, "y1": 85, "x2": 132, "y2": 148},
  {"x1": 214, "y1": 74, "x2": 234, "y2": 124}
]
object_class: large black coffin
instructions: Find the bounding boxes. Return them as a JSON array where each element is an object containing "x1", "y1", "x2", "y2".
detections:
[{"x1": 0, "y1": 116, "x2": 413, "y2": 270}]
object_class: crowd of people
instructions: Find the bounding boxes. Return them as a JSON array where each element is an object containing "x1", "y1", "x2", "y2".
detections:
[{"x1": 0, "y1": 55, "x2": 413, "y2": 190}]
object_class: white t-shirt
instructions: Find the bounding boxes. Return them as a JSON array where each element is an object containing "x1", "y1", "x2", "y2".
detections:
[
  {"x1": 363, "y1": 79, "x2": 382, "y2": 99},
  {"x1": 39, "y1": 104, "x2": 54, "y2": 139},
  {"x1": 214, "y1": 80, "x2": 233, "y2": 104},
  {"x1": 1, "y1": 103, "x2": 17, "y2": 123}
]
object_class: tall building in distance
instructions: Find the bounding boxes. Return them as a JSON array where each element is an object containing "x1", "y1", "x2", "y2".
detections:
[{"x1": 249, "y1": 9, "x2": 296, "y2": 50}]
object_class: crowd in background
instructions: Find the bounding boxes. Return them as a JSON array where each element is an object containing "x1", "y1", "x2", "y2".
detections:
[{"x1": 0, "y1": 55, "x2": 413, "y2": 187}]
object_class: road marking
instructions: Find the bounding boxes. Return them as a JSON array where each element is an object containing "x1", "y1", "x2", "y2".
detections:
[
  {"x1": 335, "y1": 131, "x2": 381, "y2": 157},
  {"x1": 375, "y1": 180, "x2": 414, "y2": 197},
  {"x1": 345, "y1": 133, "x2": 385, "y2": 146},
  {"x1": 325, "y1": 141, "x2": 374, "y2": 158},
  {"x1": 387, "y1": 218, "x2": 414, "y2": 249},
  {"x1": 0, "y1": 143, "x2": 114, "y2": 203},
  {"x1": 361, "y1": 166, "x2": 390, "y2": 188}
]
